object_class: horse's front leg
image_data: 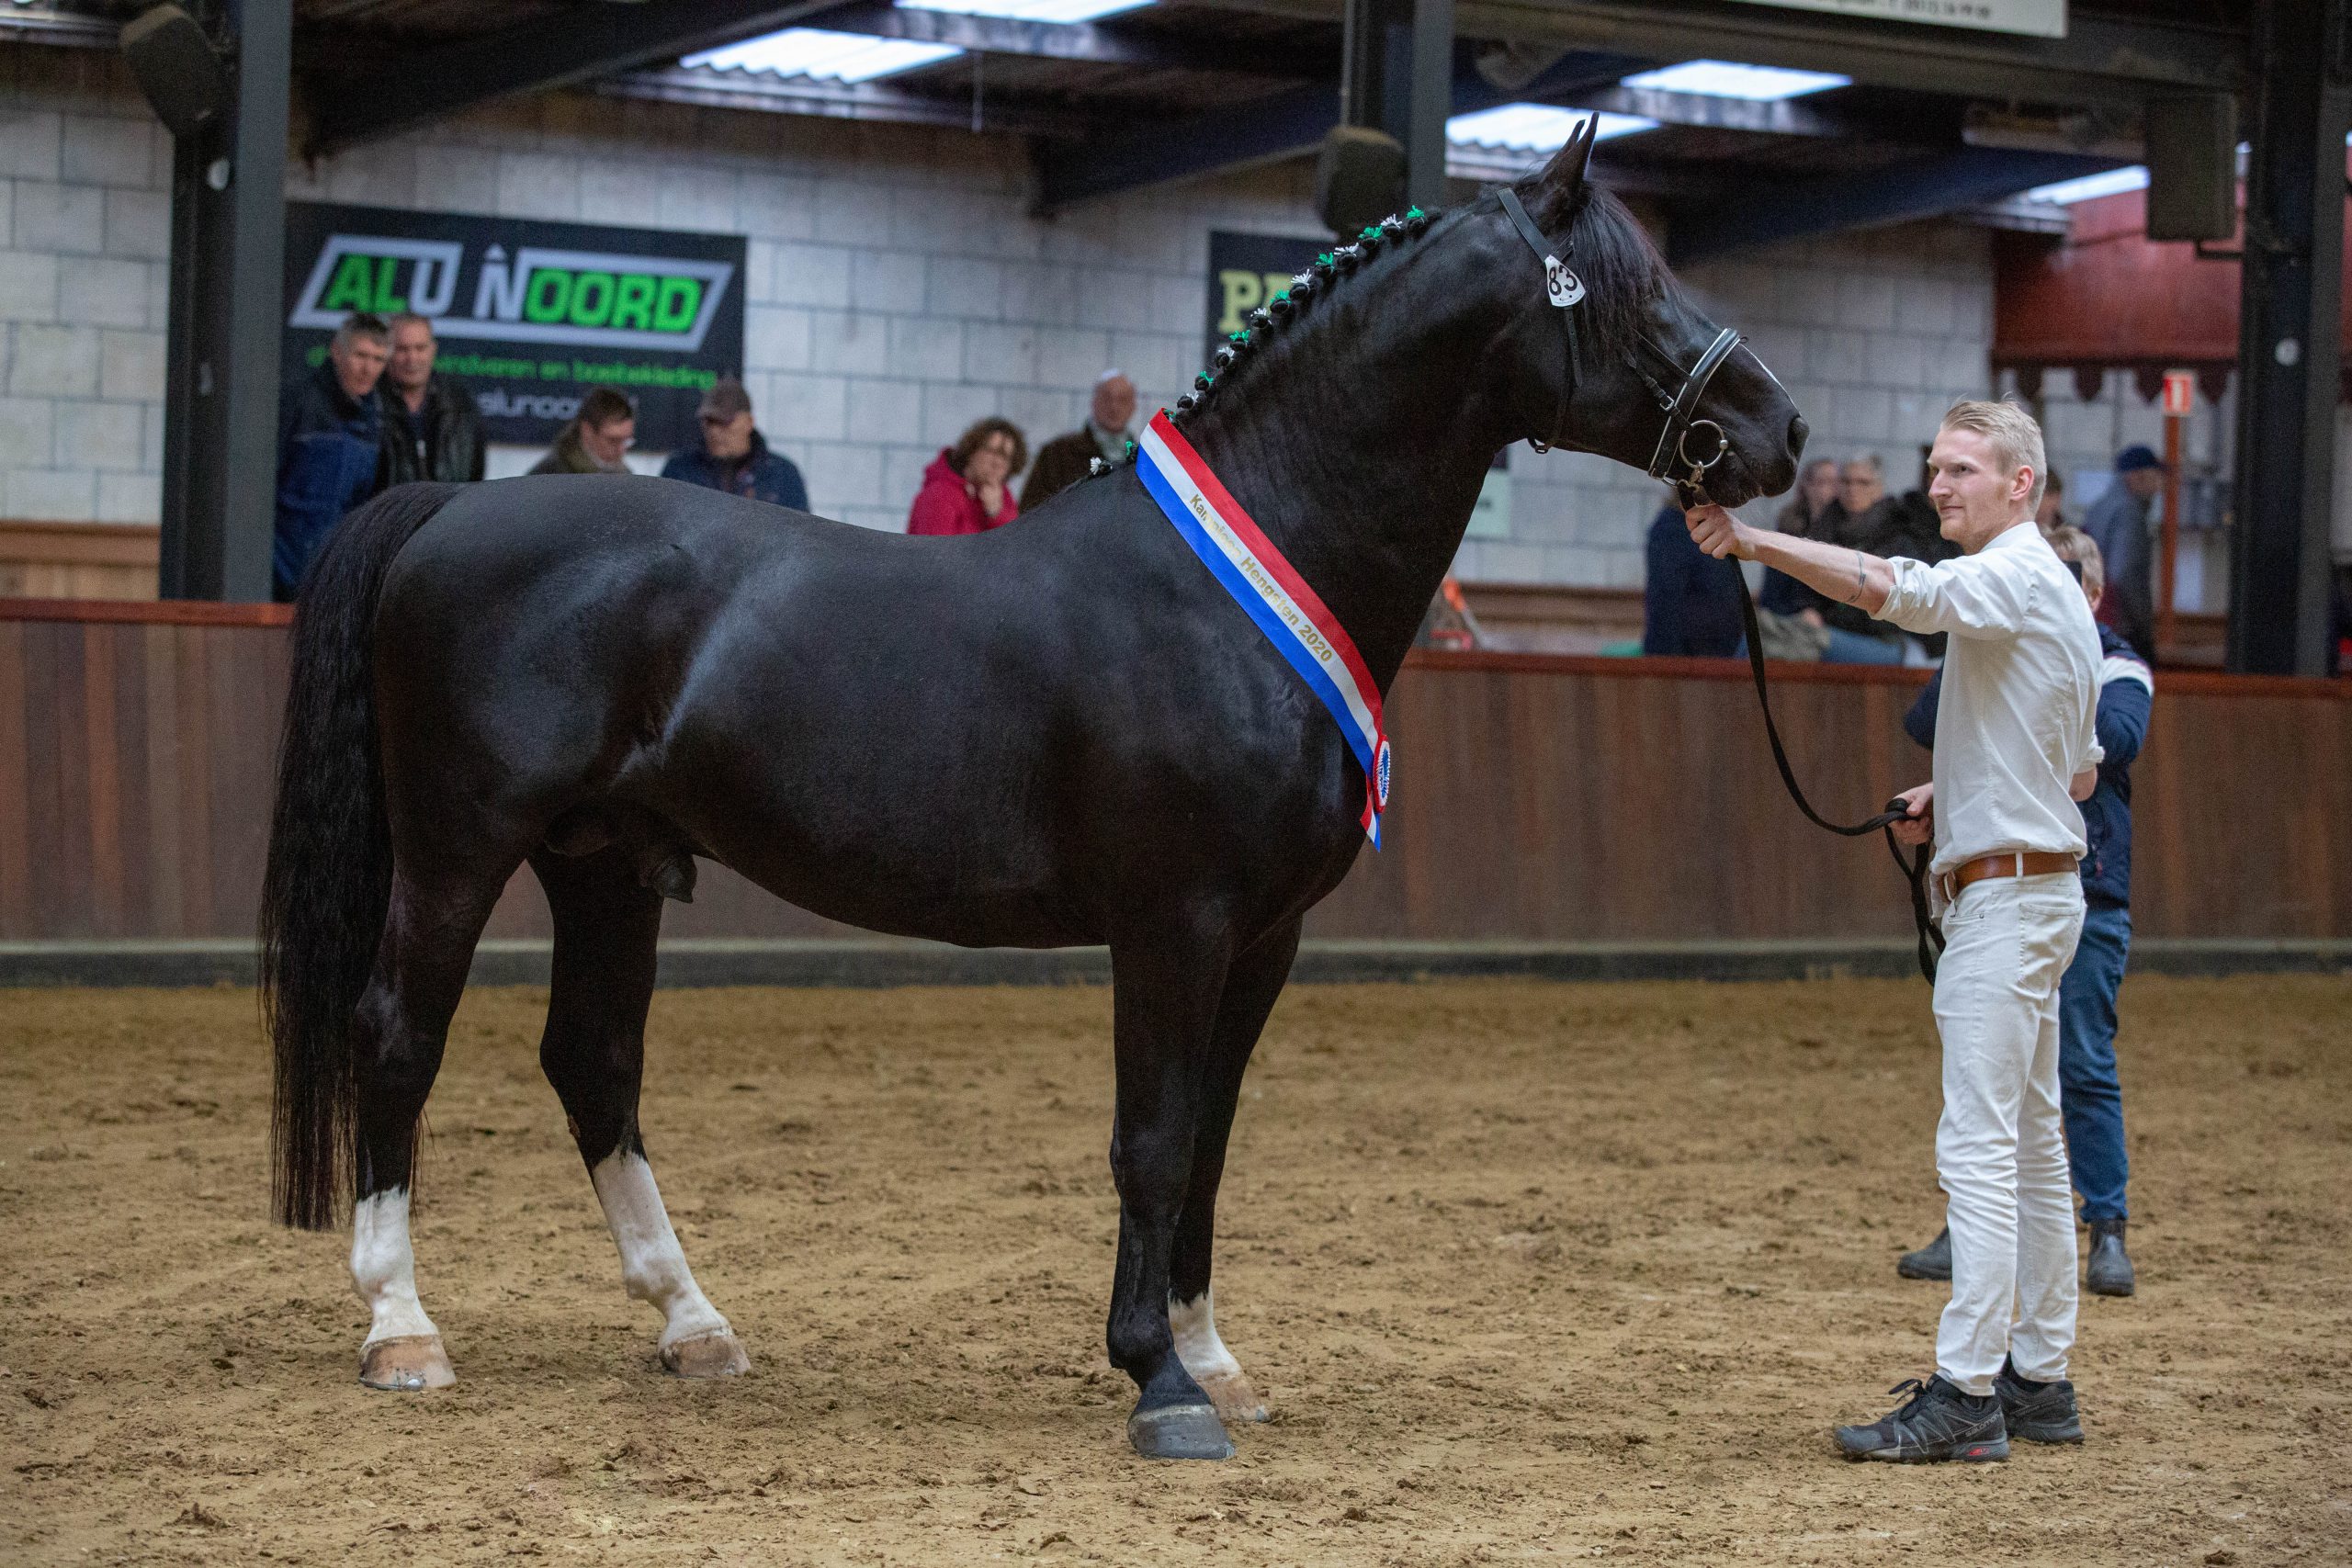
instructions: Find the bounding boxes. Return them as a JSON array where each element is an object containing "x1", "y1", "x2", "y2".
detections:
[
  {"x1": 1168, "y1": 915, "x2": 1300, "y2": 1425},
  {"x1": 1105, "y1": 926, "x2": 1234, "y2": 1460}
]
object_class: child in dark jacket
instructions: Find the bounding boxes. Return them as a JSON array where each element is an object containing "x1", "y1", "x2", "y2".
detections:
[{"x1": 1894, "y1": 525, "x2": 2152, "y2": 1297}]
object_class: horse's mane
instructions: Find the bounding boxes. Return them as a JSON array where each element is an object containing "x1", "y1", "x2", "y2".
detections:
[{"x1": 1159, "y1": 179, "x2": 1680, "y2": 444}]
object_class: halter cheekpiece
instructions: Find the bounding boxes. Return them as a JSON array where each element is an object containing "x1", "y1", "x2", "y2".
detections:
[{"x1": 1497, "y1": 186, "x2": 1743, "y2": 504}]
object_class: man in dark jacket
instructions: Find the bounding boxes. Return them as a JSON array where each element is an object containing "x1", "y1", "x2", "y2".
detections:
[
  {"x1": 2080, "y1": 445, "x2": 2164, "y2": 660},
  {"x1": 661, "y1": 378, "x2": 807, "y2": 510},
  {"x1": 1022, "y1": 369, "x2": 1135, "y2": 513},
  {"x1": 274, "y1": 312, "x2": 390, "y2": 600},
  {"x1": 1895, "y1": 525, "x2": 2152, "y2": 1297},
  {"x1": 377, "y1": 313, "x2": 486, "y2": 487},
  {"x1": 1642, "y1": 493, "x2": 1743, "y2": 658}
]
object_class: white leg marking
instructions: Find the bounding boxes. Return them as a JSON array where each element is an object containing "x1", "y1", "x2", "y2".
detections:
[
  {"x1": 1170, "y1": 1288, "x2": 1267, "y2": 1421},
  {"x1": 590, "y1": 1152, "x2": 736, "y2": 1359},
  {"x1": 352, "y1": 1190, "x2": 439, "y2": 1347}
]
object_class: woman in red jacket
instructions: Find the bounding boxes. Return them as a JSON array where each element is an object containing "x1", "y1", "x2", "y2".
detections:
[{"x1": 908, "y1": 418, "x2": 1028, "y2": 536}]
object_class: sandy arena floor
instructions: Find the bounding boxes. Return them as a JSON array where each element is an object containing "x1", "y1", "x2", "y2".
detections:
[{"x1": 2, "y1": 975, "x2": 2346, "y2": 1565}]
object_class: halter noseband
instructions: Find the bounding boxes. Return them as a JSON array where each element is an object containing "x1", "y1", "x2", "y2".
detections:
[{"x1": 1497, "y1": 186, "x2": 1743, "y2": 503}]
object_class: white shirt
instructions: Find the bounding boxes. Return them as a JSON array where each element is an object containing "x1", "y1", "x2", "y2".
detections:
[{"x1": 1878, "y1": 520, "x2": 2104, "y2": 878}]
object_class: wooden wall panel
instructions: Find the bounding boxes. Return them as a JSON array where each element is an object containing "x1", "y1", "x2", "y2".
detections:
[{"x1": 1, "y1": 604, "x2": 2346, "y2": 945}]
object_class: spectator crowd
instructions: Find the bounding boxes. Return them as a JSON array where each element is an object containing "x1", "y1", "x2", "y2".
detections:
[{"x1": 272, "y1": 310, "x2": 1141, "y2": 601}]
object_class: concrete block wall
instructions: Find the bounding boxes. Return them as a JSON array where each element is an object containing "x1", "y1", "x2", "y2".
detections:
[
  {"x1": 1451, "y1": 221, "x2": 1999, "y2": 587},
  {"x1": 0, "y1": 51, "x2": 171, "y2": 525}
]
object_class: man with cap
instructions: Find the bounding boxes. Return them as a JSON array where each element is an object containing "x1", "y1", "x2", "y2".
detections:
[
  {"x1": 661, "y1": 377, "x2": 808, "y2": 511},
  {"x1": 2080, "y1": 446, "x2": 2164, "y2": 660}
]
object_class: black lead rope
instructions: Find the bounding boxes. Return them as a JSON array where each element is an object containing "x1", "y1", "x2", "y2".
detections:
[{"x1": 1710, "y1": 523, "x2": 1945, "y2": 984}]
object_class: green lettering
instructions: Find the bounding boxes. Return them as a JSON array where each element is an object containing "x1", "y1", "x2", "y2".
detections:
[
  {"x1": 611, "y1": 275, "x2": 655, "y2": 331},
  {"x1": 652, "y1": 276, "x2": 701, "y2": 333},
  {"x1": 1216, "y1": 270, "x2": 1262, "y2": 335},
  {"x1": 542, "y1": 360, "x2": 569, "y2": 378},
  {"x1": 568, "y1": 271, "x2": 616, "y2": 329},
  {"x1": 524, "y1": 267, "x2": 574, "y2": 323},
  {"x1": 373, "y1": 255, "x2": 406, "y2": 313},
  {"x1": 322, "y1": 253, "x2": 376, "y2": 313}
]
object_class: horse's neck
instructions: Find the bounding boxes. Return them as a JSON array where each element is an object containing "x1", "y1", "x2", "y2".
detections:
[{"x1": 1180, "y1": 286, "x2": 1516, "y2": 690}]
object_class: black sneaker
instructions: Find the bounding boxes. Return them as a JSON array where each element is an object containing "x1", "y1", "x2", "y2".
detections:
[
  {"x1": 1897, "y1": 1225, "x2": 1951, "y2": 1281},
  {"x1": 1993, "y1": 1355, "x2": 2083, "y2": 1444},
  {"x1": 1834, "y1": 1375, "x2": 2008, "y2": 1463},
  {"x1": 2085, "y1": 1219, "x2": 2135, "y2": 1297}
]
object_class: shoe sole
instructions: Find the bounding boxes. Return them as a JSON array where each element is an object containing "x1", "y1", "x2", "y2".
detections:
[
  {"x1": 1843, "y1": 1438, "x2": 2009, "y2": 1463},
  {"x1": 2008, "y1": 1422, "x2": 2084, "y2": 1444},
  {"x1": 1895, "y1": 1261, "x2": 1951, "y2": 1280}
]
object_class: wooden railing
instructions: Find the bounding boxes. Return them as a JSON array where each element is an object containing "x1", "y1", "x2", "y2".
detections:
[{"x1": 3, "y1": 598, "x2": 2346, "y2": 943}]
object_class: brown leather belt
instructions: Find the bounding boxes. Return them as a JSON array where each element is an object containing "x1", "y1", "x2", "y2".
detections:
[{"x1": 1939, "y1": 851, "x2": 2080, "y2": 902}]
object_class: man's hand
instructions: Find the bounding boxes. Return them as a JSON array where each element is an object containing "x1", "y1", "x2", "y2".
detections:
[
  {"x1": 1890, "y1": 782, "x2": 1934, "y2": 847},
  {"x1": 1685, "y1": 503, "x2": 1756, "y2": 560}
]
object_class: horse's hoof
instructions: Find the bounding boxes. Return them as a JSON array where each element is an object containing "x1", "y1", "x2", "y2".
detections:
[
  {"x1": 662, "y1": 1330, "x2": 751, "y2": 1379},
  {"x1": 1127, "y1": 1402, "x2": 1233, "y2": 1461},
  {"x1": 358, "y1": 1335, "x2": 455, "y2": 1392},
  {"x1": 1196, "y1": 1370, "x2": 1270, "y2": 1425}
]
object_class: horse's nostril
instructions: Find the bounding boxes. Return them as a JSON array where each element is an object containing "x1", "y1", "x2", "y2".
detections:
[{"x1": 1787, "y1": 413, "x2": 1809, "y2": 459}]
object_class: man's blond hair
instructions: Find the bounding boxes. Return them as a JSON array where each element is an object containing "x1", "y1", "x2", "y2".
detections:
[
  {"x1": 1939, "y1": 398, "x2": 2048, "y2": 509},
  {"x1": 2044, "y1": 524, "x2": 2104, "y2": 600}
]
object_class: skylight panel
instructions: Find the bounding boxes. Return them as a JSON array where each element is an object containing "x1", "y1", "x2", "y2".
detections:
[
  {"x1": 1445, "y1": 104, "x2": 1657, "y2": 152},
  {"x1": 1620, "y1": 60, "x2": 1849, "y2": 100},
  {"x1": 2020, "y1": 166, "x2": 2149, "y2": 206},
  {"x1": 898, "y1": 0, "x2": 1155, "y2": 21},
  {"x1": 683, "y1": 28, "x2": 964, "y2": 82}
]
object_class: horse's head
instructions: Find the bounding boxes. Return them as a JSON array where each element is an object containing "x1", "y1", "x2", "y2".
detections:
[{"x1": 1495, "y1": 118, "x2": 1805, "y2": 507}]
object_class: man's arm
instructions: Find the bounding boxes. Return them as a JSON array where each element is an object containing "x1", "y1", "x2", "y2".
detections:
[{"x1": 1686, "y1": 504, "x2": 1894, "y2": 615}]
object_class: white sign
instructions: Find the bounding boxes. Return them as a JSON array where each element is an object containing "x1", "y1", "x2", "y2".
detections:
[{"x1": 1722, "y1": 0, "x2": 2065, "y2": 39}]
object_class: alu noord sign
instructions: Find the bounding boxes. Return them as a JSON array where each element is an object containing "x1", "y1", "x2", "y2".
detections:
[
  {"x1": 1720, "y1": 0, "x2": 2064, "y2": 36},
  {"x1": 282, "y1": 203, "x2": 746, "y2": 450}
]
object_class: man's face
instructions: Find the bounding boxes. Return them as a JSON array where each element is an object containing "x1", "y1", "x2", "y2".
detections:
[
  {"x1": 701, "y1": 410, "x2": 754, "y2": 461},
  {"x1": 388, "y1": 321, "x2": 435, "y2": 391},
  {"x1": 330, "y1": 334, "x2": 389, "y2": 400},
  {"x1": 2122, "y1": 467, "x2": 2165, "y2": 501},
  {"x1": 1838, "y1": 463, "x2": 1884, "y2": 513},
  {"x1": 582, "y1": 415, "x2": 634, "y2": 468},
  {"x1": 1800, "y1": 460, "x2": 1838, "y2": 514},
  {"x1": 1926, "y1": 426, "x2": 2032, "y2": 554},
  {"x1": 1091, "y1": 376, "x2": 1136, "y2": 434}
]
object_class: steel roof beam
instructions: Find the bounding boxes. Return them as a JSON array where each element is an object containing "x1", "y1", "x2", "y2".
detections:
[
  {"x1": 1664, "y1": 144, "x2": 2118, "y2": 265},
  {"x1": 304, "y1": 0, "x2": 842, "y2": 154},
  {"x1": 792, "y1": 0, "x2": 1335, "y2": 78},
  {"x1": 1032, "y1": 44, "x2": 1643, "y2": 211}
]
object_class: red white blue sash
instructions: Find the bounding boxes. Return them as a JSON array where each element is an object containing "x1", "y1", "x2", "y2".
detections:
[{"x1": 1136, "y1": 411, "x2": 1392, "y2": 847}]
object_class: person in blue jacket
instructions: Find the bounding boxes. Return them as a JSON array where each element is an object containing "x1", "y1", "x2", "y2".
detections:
[
  {"x1": 1895, "y1": 524, "x2": 2153, "y2": 1297},
  {"x1": 661, "y1": 378, "x2": 808, "y2": 512},
  {"x1": 1642, "y1": 491, "x2": 1743, "y2": 658},
  {"x1": 274, "y1": 313, "x2": 390, "y2": 601}
]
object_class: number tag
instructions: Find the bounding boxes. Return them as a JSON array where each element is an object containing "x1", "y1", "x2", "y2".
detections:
[{"x1": 1545, "y1": 256, "x2": 1585, "y2": 308}]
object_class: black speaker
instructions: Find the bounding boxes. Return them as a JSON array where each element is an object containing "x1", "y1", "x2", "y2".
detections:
[
  {"x1": 120, "y1": 5, "x2": 231, "y2": 141},
  {"x1": 2143, "y1": 94, "x2": 2236, "y2": 243},
  {"x1": 1316, "y1": 126, "x2": 1406, "y2": 239}
]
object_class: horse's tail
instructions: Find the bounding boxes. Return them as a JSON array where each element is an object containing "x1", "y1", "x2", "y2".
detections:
[{"x1": 264, "y1": 482, "x2": 462, "y2": 1231}]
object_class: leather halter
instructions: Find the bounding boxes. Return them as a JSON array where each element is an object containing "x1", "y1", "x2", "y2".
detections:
[{"x1": 1497, "y1": 186, "x2": 1744, "y2": 502}]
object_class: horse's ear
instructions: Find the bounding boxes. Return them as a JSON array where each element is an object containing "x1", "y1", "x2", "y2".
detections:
[{"x1": 1527, "y1": 114, "x2": 1597, "y2": 228}]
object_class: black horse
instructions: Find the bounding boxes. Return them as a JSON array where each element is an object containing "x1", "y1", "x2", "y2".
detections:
[{"x1": 264, "y1": 123, "x2": 1804, "y2": 1461}]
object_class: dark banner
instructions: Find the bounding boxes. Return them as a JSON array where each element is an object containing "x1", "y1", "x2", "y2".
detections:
[
  {"x1": 281, "y1": 202, "x2": 747, "y2": 452},
  {"x1": 1204, "y1": 231, "x2": 1328, "y2": 369}
]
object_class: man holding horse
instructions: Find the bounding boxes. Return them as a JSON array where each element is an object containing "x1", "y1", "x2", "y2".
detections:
[{"x1": 1687, "y1": 399, "x2": 2104, "y2": 1464}]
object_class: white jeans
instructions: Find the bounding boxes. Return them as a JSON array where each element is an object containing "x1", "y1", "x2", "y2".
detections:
[{"x1": 1931, "y1": 872, "x2": 2085, "y2": 1394}]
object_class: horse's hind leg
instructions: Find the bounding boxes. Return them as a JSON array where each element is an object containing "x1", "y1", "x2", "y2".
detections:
[
  {"x1": 532, "y1": 847, "x2": 747, "y2": 1379},
  {"x1": 1167, "y1": 916, "x2": 1299, "y2": 1426},
  {"x1": 352, "y1": 866, "x2": 505, "y2": 1391}
]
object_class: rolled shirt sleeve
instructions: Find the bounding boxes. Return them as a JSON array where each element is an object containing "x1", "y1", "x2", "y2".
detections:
[{"x1": 1878, "y1": 550, "x2": 2033, "y2": 640}]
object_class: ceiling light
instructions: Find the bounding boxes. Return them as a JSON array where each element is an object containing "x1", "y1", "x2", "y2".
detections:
[
  {"x1": 2021, "y1": 165, "x2": 2149, "y2": 205},
  {"x1": 1446, "y1": 104, "x2": 1657, "y2": 151},
  {"x1": 683, "y1": 28, "x2": 963, "y2": 81},
  {"x1": 1619, "y1": 60, "x2": 1849, "y2": 100},
  {"x1": 898, "y1": 0, "x2": 1153, "y2": 21}
]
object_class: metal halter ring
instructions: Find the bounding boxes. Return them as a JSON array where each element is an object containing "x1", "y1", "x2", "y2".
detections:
[{"x1": 1678, "y1": 418, "x2": 1730, "y2": 479}]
